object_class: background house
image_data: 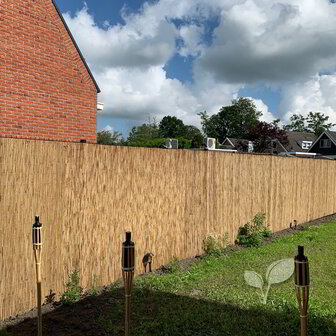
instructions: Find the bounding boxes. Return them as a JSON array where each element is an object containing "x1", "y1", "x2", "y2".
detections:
[
  {"x1": 0, "y1": 0, "x2": 100, "y2": 143},
  {"x1": 284, "y1": 131, "x2": 317, "y2": 152},
  {"x1": 308, "y1": 131, "x2": 336, "y2": 159},
  {"x1": 220, "y1": 131, "x2": 318, "y2": 156},
  {"x1": 220, "y1": 138, "x2": 254, "y2": 152}
]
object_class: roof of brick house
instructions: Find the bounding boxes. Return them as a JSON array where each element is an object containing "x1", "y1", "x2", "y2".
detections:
[{"x1": 51, "y1": 0, "x2": 100, "y2": 93}]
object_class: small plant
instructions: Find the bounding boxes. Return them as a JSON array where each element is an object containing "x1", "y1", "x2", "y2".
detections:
[
  {"x1": 45, "y1": 289, "x2": 56, "y2": 304},
  {"x1": 90, "y1": 274, "x2": 99, "y2": 296},
  {"x1": 244, "y1": 258, "x2": 294, "y2": 304},
  {"x1": 236, "y1": 213, "x2": 272, "y2": 247},
  {"x1": 60, "y1": 270, "x2": 82, "y2": 305},
  {"x1": 170, "y1": 256, "x2": 181, "y2": 273},
  {"x1": 202, "y1": 232, "x2": 229, "y2": 256},
  {"x1": 108, "y1": 279, "x2": 123, "y2": 293}
]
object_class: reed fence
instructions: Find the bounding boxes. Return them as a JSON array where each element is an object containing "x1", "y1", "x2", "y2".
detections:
[{"x1": 0, "y1": 137, "x2": 335, "y2": 320}]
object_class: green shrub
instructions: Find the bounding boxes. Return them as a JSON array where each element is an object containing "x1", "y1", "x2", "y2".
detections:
[
  {"x1": 127, "y1": 137, "x2": 192, "y2": 149},
  {"x1": 60, "y1": 270, "x2": 82, "y2": 305},
  {"x1": 108, "y1": 279, "x2": 123, "y2": 293},
  {"x1": 236, "y1": 213, "x2": 272, "y2": 247},
  {"x1": 253, "y1": 213, "x2": 272, "y2": 237},
  {"x1": 203, "y1": 232, "x2": 229, "y2": 256}
]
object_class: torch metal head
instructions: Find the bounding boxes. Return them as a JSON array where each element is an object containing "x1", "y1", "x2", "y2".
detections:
[
  {"x1": 122, "y1": 232, "x2": 135, "y2": 272},
  {"x1": 33, "y1": 216, "x2": 42, "y2": 228},
  {"x1": 294, "y1": 245, "x2": 309, "y2": 286},
  {"x1": 32, "y1": 216, "x2": 43, "y2": 250}
]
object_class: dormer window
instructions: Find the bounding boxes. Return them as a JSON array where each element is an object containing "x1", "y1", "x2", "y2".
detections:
[
  {"x1": 320, "y1": 139, "x2": 331, "y2": 148},
  {"x1": 301, "y1": 141, "x2": 312, "y2": 150}
]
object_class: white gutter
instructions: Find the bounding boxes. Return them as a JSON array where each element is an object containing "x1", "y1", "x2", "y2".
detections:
[
  {"x1": 283, "y1": 152, "x2": 318, "y2": 156},
  {"x1": 279, "y1": 152, "x2": 334, "y2": 160},
  {"x1": 206, "y1": 148, "x2": 238, "y2": 153}
]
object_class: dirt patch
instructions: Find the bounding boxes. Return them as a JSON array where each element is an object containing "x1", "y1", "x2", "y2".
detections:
[
  {"x1": 147, "y1": 213, "x2": 336, "y2": 275},
  {"x1": 262, "y1": 213, "x2": 336, "y2": 244},
  {"x1": 1, "y1": 213, "x2": 335, "y2": 335},
  {"x1": 137, "y1": 254, "x2": 204, "y2": 277}
]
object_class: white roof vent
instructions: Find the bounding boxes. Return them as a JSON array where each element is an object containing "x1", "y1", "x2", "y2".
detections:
[
  {"x1": 165, "y1": 139, "x2": 178, "y2": 149},
  {"x1": 248, "y1": 141, "x2": 254, "y2": 153},
  {"x1": 205, "y1": 138, "x2": 216, "y2": 149}
]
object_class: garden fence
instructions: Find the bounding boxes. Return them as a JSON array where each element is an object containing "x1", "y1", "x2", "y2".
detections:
[{"x1": 0, "y1": 137, "x2": 335, "y2": 319}]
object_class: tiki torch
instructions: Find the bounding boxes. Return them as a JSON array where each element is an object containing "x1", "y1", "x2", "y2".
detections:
[
  {"x1": 32, "y1": 216, "x2": 43, "y2": 336},
  {"x1": 122, "y1": 232, "x2": 135, "y2": 336},
  {"x1": 294, "y1": 245, "x2": 310, "y2": 336}
]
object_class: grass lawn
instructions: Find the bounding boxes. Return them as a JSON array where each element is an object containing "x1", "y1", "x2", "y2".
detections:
[
  {"x1": 100, "y1": 221, "x2": 336, "y2": 336},
  {"x1": 1, "y1": 220, "x2": 336, "y2": 336}
]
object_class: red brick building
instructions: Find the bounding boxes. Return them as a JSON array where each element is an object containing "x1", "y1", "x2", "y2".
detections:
[{"x1": 0, "y1": 0, "x2": 100, "y2": 143}]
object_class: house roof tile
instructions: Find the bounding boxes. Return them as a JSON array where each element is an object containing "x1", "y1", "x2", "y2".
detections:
[
  {"x1": 326, "y1": 130, "x2": 336, "y2": 142},
  {"x1": 285, "y1": 131, "x2": 317, "y2": 152}
]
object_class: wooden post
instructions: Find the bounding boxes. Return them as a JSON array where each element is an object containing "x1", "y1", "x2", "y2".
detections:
[{"x1": 32, "y1": 216, "x2": 43, "y2": 336}]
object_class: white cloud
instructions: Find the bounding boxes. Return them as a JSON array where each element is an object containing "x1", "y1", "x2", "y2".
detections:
[
  {"x1": 121, "y1": 0, "x2": 223, "y2": 25},
  {"x1": 63, "y1": 0, "x2": 336, "y2": 132},
  {"x1": 96, "y1": 66, "x2": 228, "y2": 128},
  {"x1": 178, "y1": 24, "x2": 204, "y2": 57},
  {"x1": 191, "y1": 70, "x2": 241, "y2": 116},
  {"x1": 197, "y1": 0, "x2": 336, "y2": 84},
  {"x1": 63, "y1": 5, "x2": 176, "y2": 70},
  {"x1": 281, "y1": 73, "x2": 336, "y2": 127},
  {"x1": 63, "y1": 3, "x2": 239, "y2": 127},
  {"x1": 250, "y1": 98, "x2": 277, "y2": 124}
]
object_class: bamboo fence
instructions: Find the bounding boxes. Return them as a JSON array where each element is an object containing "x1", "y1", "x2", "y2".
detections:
[{"x1": 0, "y1": 137, "x2": 335, "y2": 319}]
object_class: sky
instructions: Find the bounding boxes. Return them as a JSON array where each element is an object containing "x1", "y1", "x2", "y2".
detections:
[{"x1": 55, "y1": 0, "x2": 336, "y2": 138}]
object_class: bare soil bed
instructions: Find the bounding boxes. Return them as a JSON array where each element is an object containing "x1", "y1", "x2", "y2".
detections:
[{"x1": 1, "y1": 213, "x2": 336, "y2": 336}]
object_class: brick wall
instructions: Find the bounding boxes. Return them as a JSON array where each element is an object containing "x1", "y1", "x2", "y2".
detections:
[{"x1": 0, "y1": 0, "x2": 98, "y2": 143}]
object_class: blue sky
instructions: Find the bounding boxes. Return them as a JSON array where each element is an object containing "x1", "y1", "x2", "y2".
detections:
[
  {"x1": 55, "y1": 0, "x2": 336, "y2": 138},
  {"x1": 56, "y1": 0, "x2": 142, "y2": 26}
]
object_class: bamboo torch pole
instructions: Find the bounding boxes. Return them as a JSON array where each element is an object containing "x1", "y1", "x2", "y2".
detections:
[
  {"x1": 294, "y1": 245, "x2": 310, "y2": 336},
  {"x1": 32, "y1": 216, "x2": 43, "y2": 336},
  {"x1": 121, "y1": 232, "x2": 135, "y2": 336}
]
